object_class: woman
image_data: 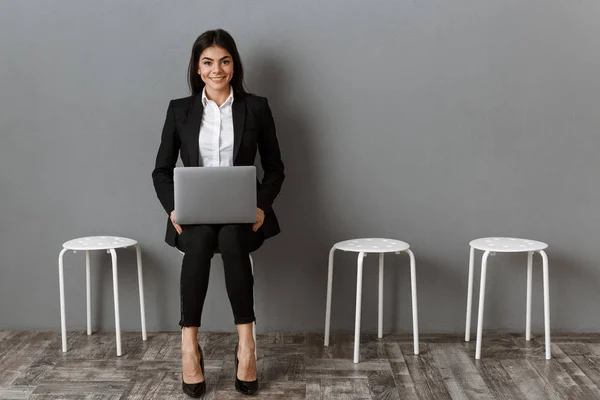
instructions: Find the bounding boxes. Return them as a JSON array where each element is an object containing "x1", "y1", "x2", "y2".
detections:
[{"x1": 152, "y1": 29, "x2": 285, "y2": 397}]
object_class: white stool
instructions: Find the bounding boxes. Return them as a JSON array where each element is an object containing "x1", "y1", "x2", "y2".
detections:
[
  {"x1": 465, "y1": 237, "x2": 550, "y2": 360},
  {"x1": 58, "y1": 236, "x2": 147, "y2": 356},
  {"x1": 178, "y1": 250, "x2": 257, "y2": 360},
  {"x1": 324, "y1": 238, "x2": 419, "y2": 363}
]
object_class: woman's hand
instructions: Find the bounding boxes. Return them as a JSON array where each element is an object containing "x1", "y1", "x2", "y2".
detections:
[
  {"x1": 170, "y1": 211, "x2": 183, "y2": 235},
  {"x1": 252, "y1": 208, "x2": 265, "y2": 232}
]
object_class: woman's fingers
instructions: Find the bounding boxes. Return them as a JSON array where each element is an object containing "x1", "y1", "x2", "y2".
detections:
[
  {"x1": 170, "y1": 211, "x2": 182, "y2": 235},
  {"x1": 252, "y1": 208, "x2": 265, "y2": 232}
]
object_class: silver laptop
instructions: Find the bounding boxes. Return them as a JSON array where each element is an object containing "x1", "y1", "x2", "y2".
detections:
[{"x1": 174, "y1": 166, "x2": 257, "y2": 224}]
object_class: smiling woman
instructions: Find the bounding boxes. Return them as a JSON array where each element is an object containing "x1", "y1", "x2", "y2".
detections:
[
  {"x1": 198, "y1": 48, "x2": 233, "y2": 89},
  {"x1": 151, "y1": 29, "x2": 285, "y2": 398}
]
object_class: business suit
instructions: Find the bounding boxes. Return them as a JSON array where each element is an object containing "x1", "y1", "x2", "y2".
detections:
[{"x1": 152, "y1": 91, "x2": 285, "y2": 327}]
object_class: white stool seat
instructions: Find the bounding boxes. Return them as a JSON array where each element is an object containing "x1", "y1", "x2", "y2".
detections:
[
  {"x1": 58, "y1": 236, "x2": 147, "y2": 356},
  {"x1": 469, "y1": 237, "x2": 548, "y2": 253},
  {"x1": 63, "y1": 236, "x2": 138, "y2": 251},
  {"x1": 324, "y1": 238, "x2": 419, "y2": 363},
  {"x1": 334, "y1": 238, "x2": 410, "y2": 253}
]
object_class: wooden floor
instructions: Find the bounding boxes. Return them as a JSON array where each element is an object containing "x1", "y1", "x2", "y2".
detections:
[{"x1": 1, "y1": 330, "x2": 600, "y2": 399}]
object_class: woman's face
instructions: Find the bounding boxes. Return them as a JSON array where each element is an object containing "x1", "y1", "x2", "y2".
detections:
[{"x1": 197, "y1": 45, "x2": 234, "y2": 92}]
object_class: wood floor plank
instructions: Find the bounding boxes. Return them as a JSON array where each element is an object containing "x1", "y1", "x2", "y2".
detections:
[
  {"x1": 29, "y1": 394, "x2": 122, "y2": 399},
  {"x1": 366, "y1": 369, "x2": 400, "y2": 400},
  {"x1": 260, "y1": 331, "x2": 306, "y2": 345},
  {"x1": 138, "y1": 331, "x2": 181, "y2": 361},
  {"x1": 476, "y1": 334, "x2": 537, "y2": 360},
  {"x1": 41, "y1": 359, "x2": 138, "y2": 382},
  {"x1": 432, "y1": 343, "x2": 495, "y2": 399},
  {"x1": 261, "y1": 343, "x2": 308, "y2": 358},
  {"x1": 306, "y1": 358, "x2": 390, "y2": 381},
  {"x1": 0, "y1": 331, "x2": 12, "y2": 345},
  {"x1": 584, "y1": 343, "x2": 600, "y2": 358},
  {"x1": 140, "y1": 332, "x2": 170, "y2": 361},
  {"x1": 125, "y1": 370, "x2": 196, "y2": 400},
  {"x1": 0, "y1": 386, "x2": 36, "y2": 400},
  {"x1": 215, "y1": 380, "x2": 306, "y2": 399},
  {"x1": 11, "y1": 335, "x2": 61, "y2": 387},
  {"x1": 305, "y1": 377, "x2": 322, "y2": 400},
  {"x1": 320, "y1": 377, "x2": 372, "y2": 400},
  {"x1": 0, "y1": 331, "x2": 54, "y2": 385},
  {"x1": 260, "y1": 353, "x2": 306, "y2": 382},
  {"x1": 476, "y1": 358, "x2": 527, "y2": 400},
  {"x1": 524, "y1": 342, "x2": 599, "y2": 400},
  {"x1": 399, "y1": 343, "x2": 453, "y2": 400},
  {"x1": 558, "y1": 343, "x2": 600, "y2": 391},
  {"x1": 361, "y1": 340, "x2": 389, "y2": 361},
  {"x1": 306, "y1": 332, "x2": 354, "y2": 360},
  {"x1": 31, "y1": 382, "x2": 129, "y2": 396},
  {"x1": 0, "y1": 331, "x2": 31, "y2": 354},
  {"x1": 550, "y1": 333, "x2": 600, "y2": 344},
  {"x1": 384, "y1": 343, "x2": 419, "y2": 400},
  {"x1": 500, "y1": 359, "x2": 563, "y2": 400},
  {"x1": 551, "y1": 344, "x2": 600, "y2": 397},
  {"x1": 202, "y1": 332, "x2": 235, "y2": 361}
]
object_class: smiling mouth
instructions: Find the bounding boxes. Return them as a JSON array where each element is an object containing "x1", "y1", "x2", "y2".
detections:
[{"x1": 210, "y1": 77, "x2": 226, "y2": 82}]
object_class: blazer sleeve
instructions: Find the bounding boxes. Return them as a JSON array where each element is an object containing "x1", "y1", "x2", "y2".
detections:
[
  {"x1": 152, "y1": 100, "x2": 180, "y2": 215},
  {"x1": 256, "y1": 98, "x2": 285, "y2": 213}
]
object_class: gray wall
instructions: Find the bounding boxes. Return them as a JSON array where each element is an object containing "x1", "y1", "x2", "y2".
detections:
[{"x1": 2, "y1": 0, "x2": 600, "y2": 334}]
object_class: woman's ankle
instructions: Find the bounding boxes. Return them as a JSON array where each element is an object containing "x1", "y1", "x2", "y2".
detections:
[{"x1": 181, "y1": 327, "x2": 198, "y2": 346}]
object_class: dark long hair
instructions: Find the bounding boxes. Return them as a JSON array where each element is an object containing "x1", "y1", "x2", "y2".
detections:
[{"x1": 187, "y1": 29, "x2": 248, "y2": 97}]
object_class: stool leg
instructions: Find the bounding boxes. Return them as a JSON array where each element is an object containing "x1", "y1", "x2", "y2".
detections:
[
  {"x1": 86, "y1": 251, "x2": 91, "y2": 336},
  {"x1": 539, "y1": 250, "x2": 551, "y2": 360},
  {"x1": 378, "y1": 253, "x2": 384, "y2": 339},
  {"x1": 353, "y1": 252, "x2": 365, "y2": 364},
  {"x1": 109, "y1": 249, "x2": 122, "y2": 356},
  {"x1": 58, "y1": 248, "x2": 68, "y2": 352},
  {"x1": 324, "y1": 247, "x2": 336, "y2": 347},
  {"x1": 135, "y1": 245, "x2": 147, "y2": 341},
  {"x1": 465, "y1": 246, "x2": 475, "y2": 342},
  {"x1": 475, "y1": 250, "x2": 491, "y2": 359},
  {"x1": 250, "y1": 254, "x2": 257, "y2": 360},
  {"x1": 406, "y1": 249, "x2": 419, "y2": 355},
  {"x1": 526, "y1": 252, "x2": 533, "y2": 341}
]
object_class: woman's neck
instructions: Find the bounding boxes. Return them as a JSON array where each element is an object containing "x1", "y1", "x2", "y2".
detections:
[{"x1": 204, "y1": 85, "x2": 231, "y2": 107}]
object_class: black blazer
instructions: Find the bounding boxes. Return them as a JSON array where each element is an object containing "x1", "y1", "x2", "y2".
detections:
[{"x1": 152, "y1": 93, "x2": 285, "y2": 247}]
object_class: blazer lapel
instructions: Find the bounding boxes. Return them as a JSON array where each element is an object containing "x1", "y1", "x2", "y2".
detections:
[
  {"x1": 186, "y1": 94, "x2": 204, "y2": 166},
  {"x1": 232, "y1": 97, "x2": 246, "y2": 162}
]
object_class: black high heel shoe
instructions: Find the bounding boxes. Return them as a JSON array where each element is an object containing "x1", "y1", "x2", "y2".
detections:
[
  {"x1": 235, "y1": 343, "x2": 258, "y2": 395},
  {"x1": 182, "y1": 343, "x2": 206, "y2": 398}
]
